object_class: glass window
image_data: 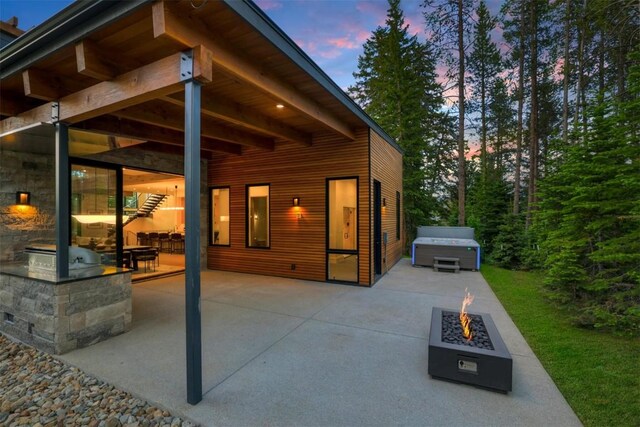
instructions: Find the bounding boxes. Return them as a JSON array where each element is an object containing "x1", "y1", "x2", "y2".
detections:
[
  {"x1": 327, "y1": 178, "x2": 358, "y2": 282},
  {"x1": 70, "y1": 165, "x2": 118, "y2": 266},
  {"x1": 328, "y1": 179, "x2": 357, "y2": 250},
  {"x1": 211, "y1": 188, "x2": 230, "y2": 245},
  {"x1": 247, "y1": 185, "x2": 269, "y2": 248}
]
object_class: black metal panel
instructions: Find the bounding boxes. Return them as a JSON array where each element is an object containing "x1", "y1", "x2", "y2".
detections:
[
  {"x1": 55, "y1": 123, "x2": 70, "y2": 279},
  {"x1": 373, "y1": 180, "x2": 382, "y2": 276},
  {"x1": 184, "y1": 78, "x2": 202, "y2": 405},
  {"x1": 428, "y1": 307, "x2": 512, "y2": 393},
  {"x1": 414, "y1": 244, "x2": 478, "y2": 270}
]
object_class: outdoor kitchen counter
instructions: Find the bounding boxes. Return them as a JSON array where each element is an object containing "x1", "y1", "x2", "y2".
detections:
[
  {"x1": 0, "y1": 262, "x2": 129, "y2": 283},
  {"x1": 0, "y1": 265, "x2": 132, "y2": 354}
]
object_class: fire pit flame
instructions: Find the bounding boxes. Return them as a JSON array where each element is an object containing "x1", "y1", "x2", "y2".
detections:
[{"x1": 460, "y1": 288, "x2": 475, "y2": 341}]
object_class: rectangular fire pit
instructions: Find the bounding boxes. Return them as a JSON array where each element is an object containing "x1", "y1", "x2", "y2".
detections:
[{"x1": 428, "y1": 307, "x2": 512, "y2": 393}]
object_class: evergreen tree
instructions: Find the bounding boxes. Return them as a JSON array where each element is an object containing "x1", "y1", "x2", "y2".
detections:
[
  {"x1": 423, "y1": 0, "x2": 474, "y2": 226},
  {"x1": 350, "y1": 0, "x2": 445, "y2": 249},
  {"x1": 468, "y1": 0, "x2": 502, "y2": 180},
  {"x1": 535, "y1": 50, "x2": 640, "y2": 335}
]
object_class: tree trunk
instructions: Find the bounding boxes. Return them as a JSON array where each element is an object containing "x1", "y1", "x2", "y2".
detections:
[
  {"x1": 562, "y1": 0, "x2": 571, "y2": 145},
  {"x1": 617, "y1": 34, "x2": 627, "y2": 100},
  {"x1": 598, "y1": 27, "x2": 605, "y2": 94},
  {"x1": 513, "y1": 0, "x2": 525, "y2": 216},
  {"x1": 481, "y1": 68, "x2": 487, "y2": 181},
  {"x1": 526, "y1": 0, "x2": 538, "y2": 228},
  {"x1": 457, "y1": 0, "x2": 466, "y2": 226},
  {"x1": 574, "y1": 0, "x2": 586, "y2": 137}
]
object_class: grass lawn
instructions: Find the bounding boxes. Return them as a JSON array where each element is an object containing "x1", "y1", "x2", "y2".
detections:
[{"x1": 481, "y1": 265, "x2": 640, "y2": 427}]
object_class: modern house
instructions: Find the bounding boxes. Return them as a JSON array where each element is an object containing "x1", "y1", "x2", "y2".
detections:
[{"x1": 0, "y1": 0, "x2": 403, "y2": 403}]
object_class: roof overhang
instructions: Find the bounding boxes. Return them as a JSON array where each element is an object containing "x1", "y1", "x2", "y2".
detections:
[{"x1": 0, "y1": 0, "x2": 400, "y2": 157}]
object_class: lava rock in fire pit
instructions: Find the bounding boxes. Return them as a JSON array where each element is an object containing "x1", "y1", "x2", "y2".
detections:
[
  {"x1": 441, "y1": 312, "x2": 494, "y2": 350},
  {"x1": 428, "y1": 307, "x2": 512, "y2": 393}
]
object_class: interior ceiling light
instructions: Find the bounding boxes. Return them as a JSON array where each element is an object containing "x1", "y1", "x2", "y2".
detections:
[
  {"x1": 276, "y1": 104, "x2": 285, "y2": 109},
  {"x1": 72, "y1": 215, "x2": 129, "y2": 225}
]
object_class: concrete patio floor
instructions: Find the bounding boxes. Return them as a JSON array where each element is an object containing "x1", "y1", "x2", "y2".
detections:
[{"x1": 60, "y1": 259, "x2": 581, "y2": 426}]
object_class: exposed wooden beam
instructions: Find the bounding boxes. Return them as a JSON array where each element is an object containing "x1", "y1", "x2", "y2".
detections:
[
  {"x1": 0, "y1": 103, "x2": 51, "y2": 135},
  {"x1": 162, "y1": 93, "x2": 312, "y2": 146},
  {"x1": 2, "y1": 48, "x2": 212, "y2": 135},
  {"x1": 76, "y1": 116, "x2": 241, "y2": 155},
  {"x1": 0, "y1": 95, "x2": 31, "y2": 116},
  {"x1": 0, "y1": 19, "x2": 24, "y2": 37},
  {"x1": 22, "y1": 69, "x2": 60, "y2": 101},
  {"x1": 152, "y1": 1, "x2": 355, "y2": 141},
  {"x1": 114, "y1": 101, "x2": 275, "y2": 150},
  {"x1": 75, "y1": 39, "x2": 117, "y2": 80}
]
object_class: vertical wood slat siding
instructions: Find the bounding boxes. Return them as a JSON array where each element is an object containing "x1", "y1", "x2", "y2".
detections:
[
  {"x1": 370, "y1": 129, "x2": 404, "y2": 280},
  {"x1": 207, "y1": 128, "x2": 371, "y2": 286}
]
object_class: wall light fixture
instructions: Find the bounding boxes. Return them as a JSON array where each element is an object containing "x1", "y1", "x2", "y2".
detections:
[{"x1": 16, "y1": 191, "x2": 31, "y2": 205}]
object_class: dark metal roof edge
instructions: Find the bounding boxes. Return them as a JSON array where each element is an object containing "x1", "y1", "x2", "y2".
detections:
[
  {"x1": 223, "y1": 0, "x2": 403, "y2": 155},
  {"x1": 0, "y1": 0, "x2": 151, "y2": 80}
]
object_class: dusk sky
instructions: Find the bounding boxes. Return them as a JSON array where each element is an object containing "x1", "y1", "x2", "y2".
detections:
[{"x1": 1, "y1": 0, "x2": 503, "y2": 91}]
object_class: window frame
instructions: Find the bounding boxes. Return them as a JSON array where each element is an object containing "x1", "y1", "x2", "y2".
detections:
[
  {"x1": 325, "y1": 176, "x2": 359, "y2": 283},
  {"x1": 209, "y1": 186, "x2": 231, "y2": 247},
  {"x1": 245, "y1": 183, "x2": 271, "y2": 249}
]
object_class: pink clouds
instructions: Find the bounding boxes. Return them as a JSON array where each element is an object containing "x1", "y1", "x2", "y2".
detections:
[
  {"x1": 254, "y1": 0, "x2": 282, "y2": 11},
  {"x1": 327, "y1": 37, "x2": 360, "y2": 50}
]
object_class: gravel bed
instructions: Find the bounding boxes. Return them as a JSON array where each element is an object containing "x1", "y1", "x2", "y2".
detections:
[{"x1": 0, "y1": 334, "x2": 196, "y2": 427}]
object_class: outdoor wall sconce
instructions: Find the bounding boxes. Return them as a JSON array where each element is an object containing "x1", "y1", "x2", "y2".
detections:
[
  {"x1": 16, "y1": 191, "x2": 31, "y2": 205},
  {"x1": 382, "y1": 198, "x2": 386, "y2": 208},
  {"x1": 292, "y1": 197, "x2": 302, "y2": 219}
]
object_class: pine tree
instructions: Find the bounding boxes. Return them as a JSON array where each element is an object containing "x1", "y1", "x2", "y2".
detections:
[
  {"x1": 423, "y1": 0, "x2": 474, "y2": 226},
  {"x1": 350, "y1": 0, "x2": 445, "y2": 248},
  {"x1": 535, "y1": 49, "x2": 640, "y2": 334},
  {"x1": 468, "y1": 0, "x2": 502, "y2": 181}
]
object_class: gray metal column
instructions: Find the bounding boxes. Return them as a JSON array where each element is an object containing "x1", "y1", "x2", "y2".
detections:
[
  {"x1": 55, "y1": 122, "x2": 70, "y2": 279},
  {"x1": 183, "y1": 49, "x2": 203, "y2": 405}
]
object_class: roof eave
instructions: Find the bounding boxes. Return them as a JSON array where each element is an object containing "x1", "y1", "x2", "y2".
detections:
[
  {"x1": 222, "y1": 0, "x2": 402, "y2": 154},
  {"x1": 0, "y1": 0, "x2": 151, "y2": 80}
]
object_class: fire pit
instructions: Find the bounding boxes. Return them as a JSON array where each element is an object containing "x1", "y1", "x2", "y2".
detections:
[{"x1": 428, "y1": 291, "x2": 512, "y2": 393}]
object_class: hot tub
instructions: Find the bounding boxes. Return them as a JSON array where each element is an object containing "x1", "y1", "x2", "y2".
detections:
[{"x1": 411, "y1": 228, "x2": 481, "y2": 271}]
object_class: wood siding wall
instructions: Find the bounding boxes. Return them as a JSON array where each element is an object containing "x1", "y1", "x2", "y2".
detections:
[
  {"x1": 207, "y1": 128, "x2": 371, "y2": 285},
  {"x1": 370, "y1": 129, "x2": 404, "y2": 281}
]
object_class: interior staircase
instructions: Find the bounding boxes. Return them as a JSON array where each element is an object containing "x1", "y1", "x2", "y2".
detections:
[{"x1": 123, "y1": 194, "x2": 167, "y2": 227}]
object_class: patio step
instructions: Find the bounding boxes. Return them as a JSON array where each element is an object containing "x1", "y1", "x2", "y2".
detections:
[{"x1": 433, "y1": 256, "x2": 460, "y2": 273}]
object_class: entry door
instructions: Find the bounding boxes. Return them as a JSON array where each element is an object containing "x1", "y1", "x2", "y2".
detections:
[
  {"x1": 374, "y1": 180, "x2": 382, "y2": 276},
  {"x1": 327, "y1": 178, "x2": 358, "y2": 282}
]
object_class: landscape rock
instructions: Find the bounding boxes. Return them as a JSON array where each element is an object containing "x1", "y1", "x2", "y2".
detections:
[{"x1": 0, "y1": 334, "x2": 194, "y2": 426}]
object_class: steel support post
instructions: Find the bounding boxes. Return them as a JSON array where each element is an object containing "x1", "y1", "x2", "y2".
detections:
[
  {"x1": 55, "y1": 122, "x2": 70, "y2": 279},
  {"x1": 184, "y1": 76, "x2": 202, "y2": 405}
]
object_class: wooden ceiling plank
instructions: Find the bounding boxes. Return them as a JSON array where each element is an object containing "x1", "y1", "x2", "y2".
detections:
[
  {"x1": 114, "y1": 102, "x2": 275, "y2": 150},
  {"x1": 76, "y1": 116, "x2": 241, "y2": 155},
  {"x1": 75, "y1": 39, "x2": 117, "y2": 80},
  {"x1": 152, "y1": 1, "x2": 355, "y2": 141},
  {"x1": 163, "y1": 93, "x2": 312, "y2": 146}
]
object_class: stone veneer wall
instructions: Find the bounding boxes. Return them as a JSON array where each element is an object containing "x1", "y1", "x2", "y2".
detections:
[
  {"x1": 0, "y1": 272, "x2": 131, "y2": 354},
  {"x1": 0, "y1": 148, "x2": 56, "y2": 262}
]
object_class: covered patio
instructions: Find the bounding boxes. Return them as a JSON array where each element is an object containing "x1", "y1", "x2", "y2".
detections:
[{"x1": 59, "y1": 259, "x2": 580, "y2": 426}]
